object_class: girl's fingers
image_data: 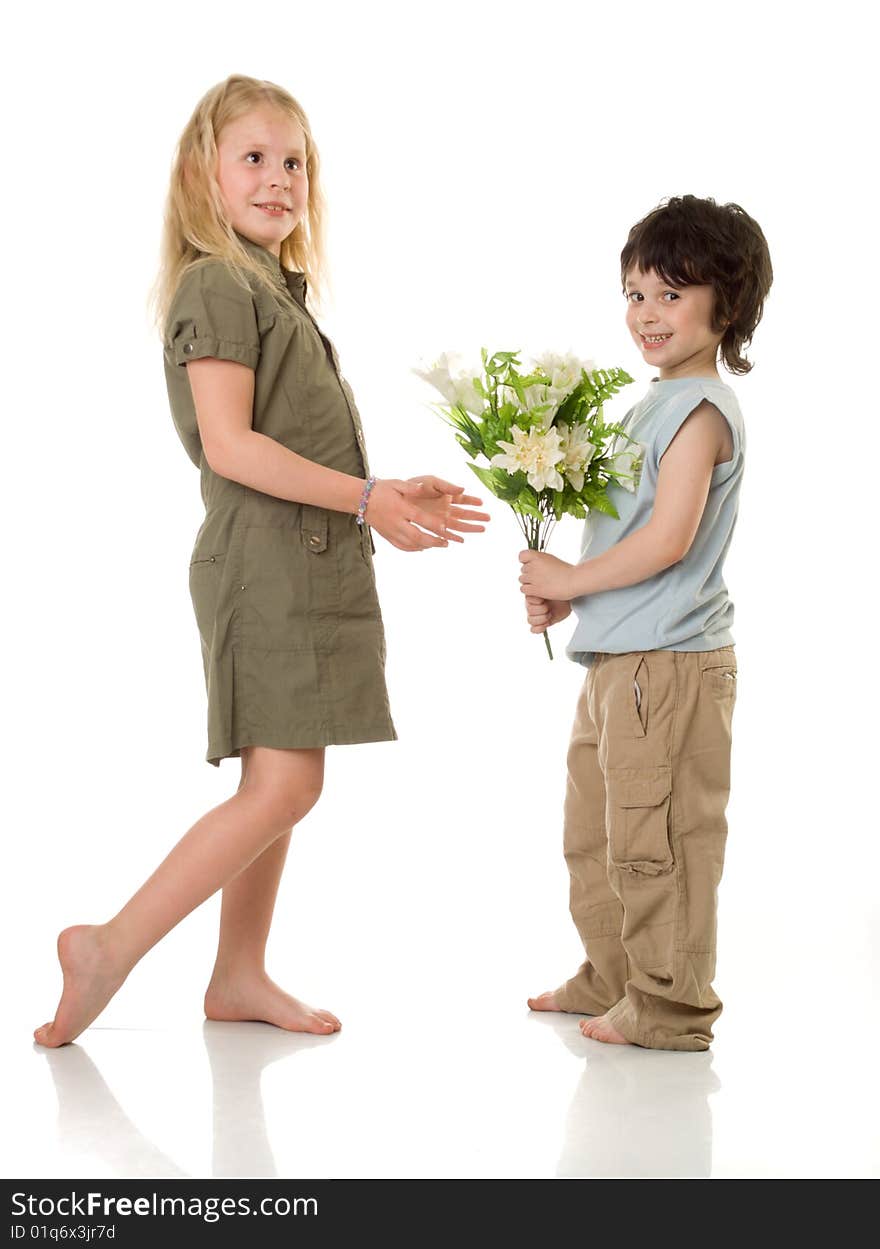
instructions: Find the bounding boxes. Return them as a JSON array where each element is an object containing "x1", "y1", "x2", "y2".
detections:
[
  {"x1": 403, "y1": 476, "x2": 465, "y2": 497},
  {"x1": 445, "y1": 521, "x2": 486, "y2": 533},
  {"x1": 448, "y1": 508, "x2": 491, "y2": 521},
  {"x1": 419, "y1": 476, "x2": 466, "y2": 495},
  {"x1": 407, "y1": 523, "x2": 448, "y2": 549},
  {"x1": 408, "y1": 507, "x2": 451, "y2": 538}
]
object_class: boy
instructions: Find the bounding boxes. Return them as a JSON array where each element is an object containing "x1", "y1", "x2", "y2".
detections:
[{"x1": 519, "y1": 195, "x2": 773, "y2": 1050}]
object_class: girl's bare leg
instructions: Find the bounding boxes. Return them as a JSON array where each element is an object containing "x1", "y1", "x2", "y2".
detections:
[
  {"x1": 203, "y1": 746, "x2": 340, "y2": 1033},
  {"x1": 34, "y1": 746, "x2": 327, "y2": 1047}
]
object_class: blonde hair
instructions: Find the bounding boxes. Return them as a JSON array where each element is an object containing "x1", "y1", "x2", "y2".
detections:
[{"x1": 148, "y1": 74, "x2": 329, "y2": 336}]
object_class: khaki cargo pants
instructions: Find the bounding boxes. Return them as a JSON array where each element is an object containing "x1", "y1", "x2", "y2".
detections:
[{"x1": 555, "y1": 645, "x2": 738, "y2": 1051}]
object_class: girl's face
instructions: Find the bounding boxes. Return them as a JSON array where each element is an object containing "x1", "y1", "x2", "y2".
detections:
[
  {"x1": 624, "y1": 266, "x2": 725, "y2": 379},
  {"x1": 216, "y1": 108, "x2": 309, "y2": 257}
]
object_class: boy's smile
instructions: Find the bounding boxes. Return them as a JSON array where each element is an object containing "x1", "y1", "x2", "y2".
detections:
[
  {"x1": 624, "y1": 266, "x2": 725, "y2": 379},
  {"x1": 215, "y1": 108, "x2": 310, "y2": 258}
]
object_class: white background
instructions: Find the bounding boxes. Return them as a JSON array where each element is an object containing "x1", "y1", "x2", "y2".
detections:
[{"x1": 2, "y1": 0, "x2": 878, "y2": 1179}]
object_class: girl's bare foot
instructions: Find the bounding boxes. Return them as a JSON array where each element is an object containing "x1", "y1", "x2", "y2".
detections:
[
  {"x1": 34, "y1": 925, "x2": 130, "y2": 1048},
  {"x1": 579, "y1": 1014, "x2": 631, "y2": 1045},
  {"x1": 204, "y1": 971, "x2": 341, "y2": 1035},
  {"x1": 527, "y1": 990, "x2": 563, "y2": 1012}
]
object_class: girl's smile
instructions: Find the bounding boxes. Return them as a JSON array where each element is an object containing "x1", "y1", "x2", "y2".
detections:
[{"x1": 216, "y1": 108, "x2": 309, "y2": 257}]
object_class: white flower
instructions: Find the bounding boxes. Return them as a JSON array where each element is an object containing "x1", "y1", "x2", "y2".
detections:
[
  {"x1": 413, "y1": 352, "x2": 485, "y2": 416},
  {"x1": 533, "y1": 351, "x2": 595, "y2": 402},
  {"x1": 557, "y1": 421, "x2": 598, "y2": 492},
  {"x1": 499, "y1": 381, "x2": 556, "y2": 429},
  {"x1": 606, "y1": 440, "x2": 644, "y2": 493},
  {"x1": 490, "y1": 425, "x2": 565, "y2": 492}
]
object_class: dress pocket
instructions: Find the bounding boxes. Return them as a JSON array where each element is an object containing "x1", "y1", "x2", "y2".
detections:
[
  {"x1": 606, "y1": 765, "x2": 674, "y2": 876},
  {"x1": 239, "y1": 521, "x2": 340, "y2": 652},
  {"x1": 189, "y1": 553, "x2": 226, "y2": 660}
]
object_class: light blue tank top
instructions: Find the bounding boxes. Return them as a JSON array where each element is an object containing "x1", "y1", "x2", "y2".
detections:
[{"x1": 566, "y1": 376, "x2": 745, "y2": 668}]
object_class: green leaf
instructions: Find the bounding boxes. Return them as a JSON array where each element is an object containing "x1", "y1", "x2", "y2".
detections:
[
  {"x1": 467, "y1": 463, "x2": 500, "y2": 494},
  {"x1": 515, "y1": 488, "x2": 543, "y2": 520},
  {"x1": 590, "y1": 491, "x2": 620, "y2": 519}
]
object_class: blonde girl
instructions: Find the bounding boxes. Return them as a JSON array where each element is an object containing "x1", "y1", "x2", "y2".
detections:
[{"x1": 34, "y1": 75, "x2": 487, "y2": 1047}]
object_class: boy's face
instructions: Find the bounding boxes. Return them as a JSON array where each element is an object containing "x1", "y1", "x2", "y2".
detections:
[
  {"x1": 215, "y1": 108, "x2": 309, "y2": 257},
  {"x1": 624, "y1": 266, "x2": 725, "y2": 379}
]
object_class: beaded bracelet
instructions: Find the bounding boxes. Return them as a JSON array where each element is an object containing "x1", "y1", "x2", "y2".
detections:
[{"x1": 356, "y1": 475, "x2": 377, "y2": 527}]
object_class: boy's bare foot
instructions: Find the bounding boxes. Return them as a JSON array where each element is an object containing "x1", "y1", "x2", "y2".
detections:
[
  {"x1": 527, "y1": 990, "x2": 563, "y2": 1012},
  {"x1": 204, "y1": 972, "x2": 341, "y2": 1035},
  {"x1": 34, "y1": 925, "x2": 130, "y2": 1048},
  {"x1": 579, "y1": 1014, "x2": 631, "y2": 1045}
]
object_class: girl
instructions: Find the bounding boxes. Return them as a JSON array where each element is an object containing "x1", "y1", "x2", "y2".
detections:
[
  {"x1": 34, "y1": 74, "x2": 488, "y2": 1048},
  {"x1": 519, "y1": 195, "x2": 772, "y2": 1050}
]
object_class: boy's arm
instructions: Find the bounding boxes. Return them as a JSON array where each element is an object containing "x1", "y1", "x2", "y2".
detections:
[{"x1": 519, "y1": 401, "x2": 726, "y2": 600}]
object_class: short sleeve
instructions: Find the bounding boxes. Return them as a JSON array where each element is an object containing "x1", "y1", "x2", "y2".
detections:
[
  {"x1": 653, "y1": 385, "x2": 742, "y2": 480},
  {"x1": 165, "y1": 261, "x2": 261, "y2": 370}
]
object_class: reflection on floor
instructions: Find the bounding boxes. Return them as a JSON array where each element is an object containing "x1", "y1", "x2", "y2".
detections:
[{"x1": 8, "y1": 987, "x2": 879, "y2": 1179}]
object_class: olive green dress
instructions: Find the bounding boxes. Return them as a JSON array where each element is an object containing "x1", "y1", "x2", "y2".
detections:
[{"x1": 163, "y1": 230, "x2": 397, "y2": 766}]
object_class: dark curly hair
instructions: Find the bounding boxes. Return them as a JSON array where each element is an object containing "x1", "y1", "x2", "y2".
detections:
[{"x1": 620, "y1": 195, "x2": 773, "y2": 375}]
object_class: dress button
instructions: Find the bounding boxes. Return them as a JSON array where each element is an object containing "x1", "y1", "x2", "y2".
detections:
[
  {"x1": 183, "y1": 342, "x2": 193, "y2": 354},
  {"x1": 309, "y1": 534, "x2": 321, "y2": 547}
]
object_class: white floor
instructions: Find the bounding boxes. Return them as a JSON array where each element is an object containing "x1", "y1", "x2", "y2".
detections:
[
  {"x1": 9, "y1": 624, "x2": 880, "y2": 1180},
  {"x1": 8, "y1": 927, "x2": 879, "y2": 1178}
]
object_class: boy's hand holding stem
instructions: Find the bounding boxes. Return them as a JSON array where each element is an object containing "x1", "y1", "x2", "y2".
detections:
[{"x1": 518, "y1": 519, "x2": 682, "y2": 634}]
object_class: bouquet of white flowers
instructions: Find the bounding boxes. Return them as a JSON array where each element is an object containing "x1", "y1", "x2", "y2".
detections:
[{"x1": 415, "y1": 349, "x2": 640, "y2": 657}]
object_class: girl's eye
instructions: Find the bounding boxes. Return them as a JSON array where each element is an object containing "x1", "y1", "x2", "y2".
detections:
[
  {"x1": 245, "y1": 152, "x2": 302, "y2": 170},
  {"x1": 662, "y1": 291, "x2": 680, "y2": 301},
  {"x1": 626, "y1": 292, "x2": 642, "y2": 302}
]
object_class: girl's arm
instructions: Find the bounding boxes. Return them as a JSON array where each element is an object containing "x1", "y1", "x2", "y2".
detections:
[{"x1": 186, "y1": 356, "x2": 452, "y2": 552}]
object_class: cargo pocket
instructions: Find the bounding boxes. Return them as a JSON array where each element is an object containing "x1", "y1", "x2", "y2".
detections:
[{"x1": 606, "y1": 765, "x2": 674, "y2": 876}]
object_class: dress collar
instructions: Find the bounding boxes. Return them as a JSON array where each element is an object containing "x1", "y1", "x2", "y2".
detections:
[{"x1": 233, "y1": 229, "x2": 308, "y2": 303}]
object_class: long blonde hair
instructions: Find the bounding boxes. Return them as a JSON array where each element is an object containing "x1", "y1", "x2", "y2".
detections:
[{"x1": 148, "y1": 74, "x2": 329, "y2": 336}]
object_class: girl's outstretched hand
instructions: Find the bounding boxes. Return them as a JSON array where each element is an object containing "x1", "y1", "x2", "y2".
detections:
[
  {"x1": 524, "y1": 594, "x2": 572, "y2": 634},
  {"x1": 363, "y1": 478, "x2": 481, "y2": 551},
  {"x1": 401, "y1": 475, "x2": 490, "y2": 543}
]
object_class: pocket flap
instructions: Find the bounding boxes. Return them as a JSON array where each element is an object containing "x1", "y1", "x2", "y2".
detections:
[
  {"x1": 300, "y1": 505, "x2": 328, "y2": 553},
  {"x1": 607, "y1": 765, "x2": 672, "y2": 808}
]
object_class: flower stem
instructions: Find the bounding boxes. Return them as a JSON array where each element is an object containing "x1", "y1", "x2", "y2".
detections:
[{"x1": 523, "y1": 517, "x2": 554, "y2": 661}]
